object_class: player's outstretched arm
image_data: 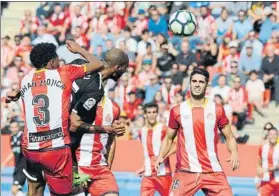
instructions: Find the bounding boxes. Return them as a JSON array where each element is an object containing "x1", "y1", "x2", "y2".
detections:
[
  {"x1": 221, "y1": 124, "x2": 240, "y2": 171},
  {"x1": 156, "y1": 128, "x2": 177, "y2": 171},
  {"x1": 66, "y1": 40, "x2": 103, "y2": 73},
  {"x1": 70, "y1": 112, "x2": 125, "y2": 136}
]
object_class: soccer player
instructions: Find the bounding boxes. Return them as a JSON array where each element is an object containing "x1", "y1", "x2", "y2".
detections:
[
  {"x1": 76, "y1": 95, "x2": 121, "y2": 196},
  {"x1": 156, "y1": 68, "x2": 239, "y2": 196},
  {"x1": 257, "y1": 128, "x2": 279, "y2": 196},
  {"x1": 5, "y1": 41, "x2": 109, "y2": 195},
  {"x1": 137, "y1": 103, "x2": 174, "y2": 196},
  {"x1": 1, "y1": 121, "x2": 26, "y2": 196}
]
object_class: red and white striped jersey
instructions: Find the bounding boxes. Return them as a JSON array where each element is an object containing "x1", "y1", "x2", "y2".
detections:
[
  {"x1": 76, "y1": 96, "x2": 120, "y2": 167},
  {"x1": 139, "y1": 123, "x2": 171, "y2": 176},
  {"x1": 169, "y1": 99, "x2": 229, "y2": 173},
  {"x1": 21, "y1": 65, "x2": 86, "y2": 150},
  {"x1": 259, "y1": 143, "x2": 279, "y2": 182},
  {"x1": 161, "y1": 84, "x2": 179, "y2": 105}
]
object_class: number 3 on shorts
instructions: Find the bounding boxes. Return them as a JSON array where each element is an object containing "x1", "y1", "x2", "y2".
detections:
[{"x1": 172, "y1": 180, "x2": 180, "y2": 190}]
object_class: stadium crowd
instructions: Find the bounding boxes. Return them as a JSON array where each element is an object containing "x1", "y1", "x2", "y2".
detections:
[{"x1": 1, "y1": 1, "x2": 279, "y2": 145}]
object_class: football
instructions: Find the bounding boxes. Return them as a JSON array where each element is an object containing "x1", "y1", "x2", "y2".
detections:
[{"x1": 169, "y1": 10, "x2": 197, "y2": 36}]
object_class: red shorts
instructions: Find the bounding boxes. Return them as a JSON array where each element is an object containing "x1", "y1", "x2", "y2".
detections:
[
  {"x1": 79, "y1": 166, "x2": 118, "y2": 196},
  {"x1": 141, "y1": 175, "x2": 172, "y2": 196},
  {"x1": 23, "y1": 146, "x2": 73, "y2": 195},
  {"x1": 260, "y1": 179, "x2": 279, "y2": 196},
  {"x1": 169, "y1": 171, "x2": 233, "y2": 196}
]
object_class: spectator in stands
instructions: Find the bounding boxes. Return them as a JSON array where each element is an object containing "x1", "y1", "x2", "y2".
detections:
[
  {"x1": 115, "y1": 26, "x2": 137, "y2": 55},
  {"x1": 262, "y1": 122, "x2": 274, "y2": 143},
  {"x1": 143, "y1": 74, "x2": 161, "y2": 104},
  {"x1": 197, "y1": 38, "x2": 218, "y2": 68},
  {"x1": 148, "y1": 7, "x2": 168, "y2": 37},
  {"x1": 176, "y1": 40, "x2": 197, "y2": 67},
  {"x1": 157, "y1": 44, "x2": 174, "y2": 77},
  {"x1": 105, "y1": 6, "x2": 125, "y2": 33},
  {"x1": 123, "y1": 91, "x2": 142, "y2": 121},
  {"x1": 259, "y1": 10, "x2": 279, "y2": 44},
  {"x1": 87, "y1": 8, "x2": 105, "y2": 34},
  {"x1": 197, "y1": 6, "x2": 216, "y2": 40},
  {"x1": 217, "y1": 34, "x2": 231, "y2": 63},
  {"x1": 47, "y1": 3, "x2": 68, "y2": 43},
  {"x1": 233, "y1": 10, "x2": 253, "y2": 41},
  {"x1": 66, "y1": 4, "x2": 88, "y2": 35},
  {"x1": 73, "y1": 26, "x2": 89, "y2": 49},
  {"x1": 20, "y1": 9, "x2": 39, "y2": 36},
  {"x1": 171, "y1": 63, "x2": 184, "y2": 87},
  {"x1": 241, "y1": 30, "x2": 264, "y2": 57},
  {"x1": 223, "y1": 41, "x2": 240, "y2": 73},
  {"x1": 115, "y1": 73, "x2": 135, "y2": 109},
  {"x1": 215, "y1": 7, "x2": 233, "y2": 44},
  {"x1": 1, "y1": 36, "x2": 14, "y2": 69},
  {"x1": 214, "y1": 61, "x2": 246, "y2": 87},
  {"x1": 15, "y1": 34, "x2": 32, "y2": 66},
  {"x1": 261, "y1": 45, "x2": 279, "y2": 107},
  {"x1": 228, "y1": 76, "x2": 248, "y2": 130},
  {"x1": 160, "y1": 76, "x2": 180, "y2": 105},
  {"x1": 89, "y1": 25, "x2": 114, "y2": 55},
  {"x1": 264, "y1": 31, "x2": 279, "y2": 56},
  {"x1": 154, "y1": 90, "x2": 165, "y2": 104},
  {"x1": 130, "y1": 9, "x2": 148, "y2": 38},
  {"x1": 239, "y1": 42, "x2": 262, "y2": 75},
  {"x1": 36, "y1": 2, "x2": 54, "y2": 22},
  {"x1": 13, "y1": 35, "x2": 21, "y2": 51},
  {"x1": 31, "y1": 25, "x2": 59, "y2": 47},
  {"x1": 246, "y1": 70, "x2": 266, "y2": 117},
  {"x1": 137, "y1": 29, "x2": 156, "y2": 56},
  {"x1": 209, "y1": 74, "x2": 231, "y2": 103},
  {"x1": 5, "y1": 56, "x2": 23, "y2": 85},
  {"x1": 136, "y1": 42, "x2": 157, "y2": 73}
]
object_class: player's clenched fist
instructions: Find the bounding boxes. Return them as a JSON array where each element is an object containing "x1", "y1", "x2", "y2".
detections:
[
  {"x1": 226, "y1": 152, "x2": 240, "y2": 171},
  {"x1": 155, "y1": 156, "x2": 164, "y2": 172}
]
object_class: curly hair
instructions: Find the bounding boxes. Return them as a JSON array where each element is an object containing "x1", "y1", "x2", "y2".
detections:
[{"x1": 30, "y1": 43, "x2": 58, "y2": 69}]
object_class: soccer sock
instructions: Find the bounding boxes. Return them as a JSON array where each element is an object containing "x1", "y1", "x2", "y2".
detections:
[{"x1": 15, "y1": 191, "x2": 24, "y2": 196}]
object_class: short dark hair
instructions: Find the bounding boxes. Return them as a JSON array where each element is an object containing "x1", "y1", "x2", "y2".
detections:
[
  {"x1": 104, "y1": 48, "x2": 129, "y2": 68},
  {"x1": 124, "y1": 26, "x2": 131, "y2": 32},
  {"x1": 70, "y1": 58, "x2": 88, "y2": 65},
  {"x1": 142, "y1": 29, "x2": 149, "y2": 35},
  {"x1": 190, "y1": 68, "x2": 210, "y2": 84},
  {"x1": 249, "y1": 70, "x2": 258, "y2": 76},
  {"x1": 30, "y1": 43, "x2": 58, "y2": 69},
  {"x1": 144, "y1": 102, "x2": 158, "y2": 113},
  {"x1": 218, "y1": 74, "x2": 226, "y2": 80}
]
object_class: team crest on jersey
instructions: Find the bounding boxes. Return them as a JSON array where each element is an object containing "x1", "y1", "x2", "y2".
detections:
[
  {"x1": 83, "y1": 98, "x2": 96, "y2": 111},
  {"x1": 207, "y1": 113, "x2": 213, "y2": 120},
  {"x1": 172, "y1": 180, "x2": 180, "y2": 190},
  {"x1": 105, "y1": 114, "x2": 112, "y2": 122}
]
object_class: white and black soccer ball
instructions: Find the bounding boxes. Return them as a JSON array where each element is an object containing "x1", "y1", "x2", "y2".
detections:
[{"x1": 169, "y1": 10, "x2": 197, "y2": 36}]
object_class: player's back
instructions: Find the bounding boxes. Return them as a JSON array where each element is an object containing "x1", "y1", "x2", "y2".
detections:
[{"x1": 21, "y1": 65, "x2": 86, "y2": 150}]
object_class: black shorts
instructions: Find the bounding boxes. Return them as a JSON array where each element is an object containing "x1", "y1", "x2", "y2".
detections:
[
  {"x1": 13, "y1": 157, "x2": 26, "y2": 189},
  {"x1": 22, "y1": 158, "x2": 45, "y2": 183}
]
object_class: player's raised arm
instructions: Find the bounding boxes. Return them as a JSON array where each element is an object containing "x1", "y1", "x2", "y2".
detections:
[{"x1": 66, "y1": 40, "x2": 103, "y2": 73}]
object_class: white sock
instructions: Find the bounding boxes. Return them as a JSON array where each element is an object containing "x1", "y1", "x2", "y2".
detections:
[
  {"x1": 15, "y1": 191, "x2": 24, "y2": 196},
  {"x1": 72, "y1": 193, "x2": 86, "y2": 196}
]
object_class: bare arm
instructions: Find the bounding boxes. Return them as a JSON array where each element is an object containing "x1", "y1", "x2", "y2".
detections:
[
  {"x1": 106, "y1": 135, "x2": 116, "y2": 169},
  {"x1": 69, "y1": 112, "x2": 125, "y2": 135},
  {"x1": 221, "y1": 124, "x2": 239, "y2": 170},
  {"x1": 163, "y1": 140, "x2": 176, "y2": 160},
  {"x1": 157, "y1": 128, "x2": 177, "y2": 163},
  {"x1": 66, "y1": 40, "x2": 103, "y2": 73}
]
